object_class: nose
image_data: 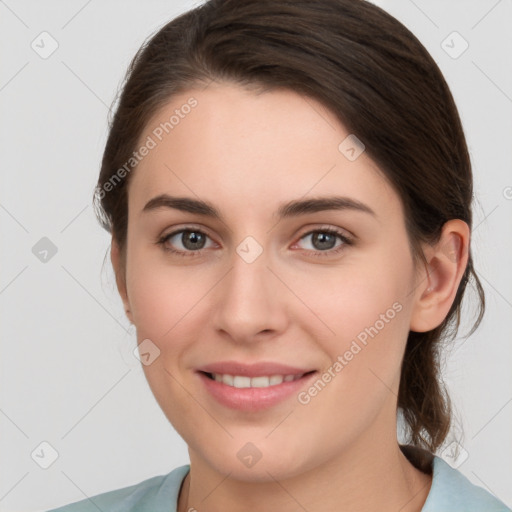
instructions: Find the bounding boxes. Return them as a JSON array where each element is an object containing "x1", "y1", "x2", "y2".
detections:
[{"x1": 212, "y1": 245, "x2": 289, "y2": 344}]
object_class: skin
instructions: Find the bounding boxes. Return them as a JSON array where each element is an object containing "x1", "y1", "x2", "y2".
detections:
[{"x1": 111, "y1": 82, "x2": 469, "y2": 512}]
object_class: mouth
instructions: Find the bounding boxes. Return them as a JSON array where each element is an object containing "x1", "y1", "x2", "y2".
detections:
[
  {"x1": 196, "y1": 365, "x2": 318, "y2": 412},
  {"x1": 200, "y1": 370, "x2": 316, "y2": 388}
]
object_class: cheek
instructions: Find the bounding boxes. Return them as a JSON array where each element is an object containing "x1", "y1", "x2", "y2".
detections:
[
  {"x1": 287, "y1": 265, "x2": 411, "y2": 449},
  {"x1": 124, "y1": 247, "x2": 207, "y2": 421},
  {"x1": 295, "y1": 261, "x2": 408, "y2": 343},
  {"x1": 293, "y1": 250, "x2": 413, "y2": 389},
  {"x1": 125, "y1": 245, "x2": 202, "y2": 343}
]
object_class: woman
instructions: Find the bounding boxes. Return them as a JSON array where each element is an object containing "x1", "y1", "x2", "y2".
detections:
[{"x1": 47, "y1": 0, "x2": 510, "y2": 510}]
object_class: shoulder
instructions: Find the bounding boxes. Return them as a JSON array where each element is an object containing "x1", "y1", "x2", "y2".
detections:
[
  {"x1": 44, "y1": 464, "x2": 190, "y2": 512},
  {"x1": 422, "y1": 456, "x2": 511, "y2": 512}
]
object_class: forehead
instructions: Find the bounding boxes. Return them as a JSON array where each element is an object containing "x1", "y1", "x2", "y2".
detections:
[{"x1": 129, "y1": 83, "x2": 400, "y2": 223}]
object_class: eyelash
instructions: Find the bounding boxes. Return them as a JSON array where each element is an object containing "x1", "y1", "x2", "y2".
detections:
[{"x1": 156, "y1": 226, "x2": 353, "y2": 258}]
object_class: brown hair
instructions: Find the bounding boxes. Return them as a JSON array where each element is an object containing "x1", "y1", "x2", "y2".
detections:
[{"x1": 94, "y1": 0, "x2": 485, "y2": 453}]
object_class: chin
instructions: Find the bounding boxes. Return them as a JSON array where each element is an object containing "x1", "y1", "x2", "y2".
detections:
[{"x1": 193, "y1": 440, "x2": 319, "y2": 483}]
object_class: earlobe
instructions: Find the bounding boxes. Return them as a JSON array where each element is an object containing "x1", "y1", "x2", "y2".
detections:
[
  {"x1": 409, "y1": 220, "x2": 469, "y2": 333},
  {"x1": 110, "y1": 237, "x2": 133, "y2": 324}
]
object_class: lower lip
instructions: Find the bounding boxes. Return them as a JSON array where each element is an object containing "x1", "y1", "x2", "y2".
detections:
[{"x1": 197, "y1": 371, "x2": 317, "y2": 412}]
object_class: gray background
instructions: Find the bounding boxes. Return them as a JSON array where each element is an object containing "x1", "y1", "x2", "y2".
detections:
[{"x1": 0, "y1": 1, "x2": 511, "y2": 510}]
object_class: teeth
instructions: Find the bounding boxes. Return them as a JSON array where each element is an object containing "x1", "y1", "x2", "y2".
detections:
[
  {"x1": 233, "y1": 376, "x2": 251, "y2": 388},
  {"x1": 252, "y1": 376, "x2": 273, "y2": 387},
  {"x1": 210, "y1": 373, "x2": 304, "y2": 388},
  {"x1": 222, "y1": 374, "x2": 234, "y2": 386}
]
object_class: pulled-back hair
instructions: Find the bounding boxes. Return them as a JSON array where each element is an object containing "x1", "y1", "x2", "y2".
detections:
[{"x1": 94, "y1": 0, "x2": 485, "y2": 453}]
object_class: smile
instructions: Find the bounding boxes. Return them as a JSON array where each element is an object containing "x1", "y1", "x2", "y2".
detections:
[
  {"x1": 206, "y1": 372, "x2": 308, "y2": 388},
  {"x1": 196, "y1": 363, "x2": 318, "y2": 413}
]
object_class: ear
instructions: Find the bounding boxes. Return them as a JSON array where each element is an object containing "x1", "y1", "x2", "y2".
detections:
[
  {"x1": 110, "y1": 237, "x2": 134, "y2": 324},
  {"x1": 409, "y1": 219, "x2": 470, "y2": 333}
]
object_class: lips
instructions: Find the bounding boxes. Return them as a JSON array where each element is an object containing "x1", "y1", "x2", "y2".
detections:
[
  {"x1": 196, "y1": 361, "x2": 318, "y2": 411},
  {"x1": 197, "y1": 361, "x2": 315, "y2": 378}
]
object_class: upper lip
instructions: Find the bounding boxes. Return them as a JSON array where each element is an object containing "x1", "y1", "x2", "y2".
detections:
[{"x1": 197, "y1": 361, "x2": 316, "y2": 378}]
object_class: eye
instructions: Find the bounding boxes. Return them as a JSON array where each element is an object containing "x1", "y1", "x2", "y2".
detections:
[
  {"x1": 157, "y1": 228, "x2": 216, "y2": 257},
  {"x1": 293, "y1": 227, "x2": 353, "y2": 257},
  {"x1": 156, "y1": 225, "x2": 353, "y2": 258}
]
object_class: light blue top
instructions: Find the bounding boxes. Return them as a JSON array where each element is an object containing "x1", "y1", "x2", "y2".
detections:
[{"x1": 46, "y1": 456, "x2": 510, "y2": 511}]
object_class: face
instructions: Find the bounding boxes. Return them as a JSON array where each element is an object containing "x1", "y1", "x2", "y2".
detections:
[{"x1": 117, "y1": 83, "x2": 427, "y2": 481}]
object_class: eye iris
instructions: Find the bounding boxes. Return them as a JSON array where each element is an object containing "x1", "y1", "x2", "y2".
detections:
[
  {"x1": 313, "y1": 232, "x2": 336, "y2": 250},
  {"x1": 182, "y1": 231, "x2": 205, "y2": 250}
]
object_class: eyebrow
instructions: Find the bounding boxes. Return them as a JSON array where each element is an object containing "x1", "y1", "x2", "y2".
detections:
[{"x1": 141, "y1": 194, "x2": 376, "y2": 220}]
